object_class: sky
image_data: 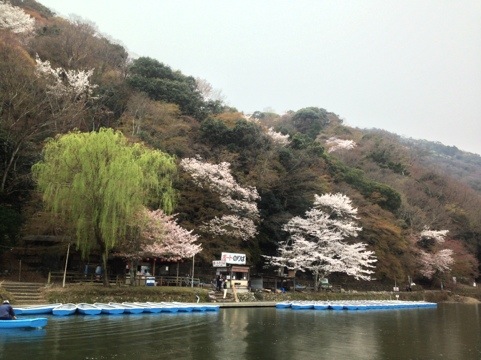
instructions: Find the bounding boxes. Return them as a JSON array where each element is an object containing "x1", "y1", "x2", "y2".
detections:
[{"x1": 38, "y1": 1, "x2": 481, "y2": 155}]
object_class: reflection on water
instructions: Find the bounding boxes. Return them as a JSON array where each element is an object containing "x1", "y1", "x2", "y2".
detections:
[{"x1": 1, "y1": 304, "x2": 480, "y2": 360}]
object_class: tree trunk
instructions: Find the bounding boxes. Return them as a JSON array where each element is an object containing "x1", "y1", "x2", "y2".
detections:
[
  {"x1": 102, "y1": 251, "x2": 109, "y2": 287},
  {"x1": 130, "y1": 260, "x2": 136, "y2": 286},
  {"x1": 176, "y1": 262, "x2": 180, "y2": 286},
  {"x1": 314, "y1": 271, "x2": 319, "y2": 292}
]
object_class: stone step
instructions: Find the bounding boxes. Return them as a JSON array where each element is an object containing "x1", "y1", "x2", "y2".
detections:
[
  {"x1": 2, "y1": 287, "x2": 42, "y2": 292},
  {"x1": 2, "y1": 281, "x2": 45, "y2": 285},
  {"x1": 1, "y1": 281, "x2": 46, "y2": 305},
  {"x1": 210, "y1": 291, "x2": 235, "y2": 302},
  {"x1": 9, "y1": 293, "x2": 43, "y2": 297}
]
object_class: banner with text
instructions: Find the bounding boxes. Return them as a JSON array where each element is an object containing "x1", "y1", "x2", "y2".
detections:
[
  {"x1": 212, "y1": 260, "x2": 226, "y2": 267},
  {"x1": 221, "y1": 252, "x2": 246, "y2": 265}
]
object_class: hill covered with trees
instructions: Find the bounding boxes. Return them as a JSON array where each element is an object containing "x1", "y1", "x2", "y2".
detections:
[{"x1": 1, "y1": 1, "x2": 480, "y2": 288}]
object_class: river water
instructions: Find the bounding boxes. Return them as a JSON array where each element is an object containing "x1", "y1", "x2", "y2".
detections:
[{"x1": 1, "y1": 303, "x2": 480, "y2": 360}]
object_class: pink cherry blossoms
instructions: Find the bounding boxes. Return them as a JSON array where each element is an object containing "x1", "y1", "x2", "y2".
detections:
[
  {"x1": 180, "y1": 157, "x2": 260, "y2": 241},
  {"x1": 415, "y1": 228, "x2": 453, "y2": 279},
  {"x1": 140, "y1": 209, "x2": 202, "y2": 261}
]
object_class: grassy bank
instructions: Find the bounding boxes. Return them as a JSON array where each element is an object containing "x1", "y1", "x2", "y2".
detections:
[
  {"x1": 44, "y1": 284, "x2": 212, "y2": 304},
  {"x1": 37, "y1": 283, "x2": 475, "y2": 304}
]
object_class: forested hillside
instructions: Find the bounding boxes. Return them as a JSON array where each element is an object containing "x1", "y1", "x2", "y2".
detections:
[{"x1": 1, "y1": 1, "x2": 480, "y2": 287}]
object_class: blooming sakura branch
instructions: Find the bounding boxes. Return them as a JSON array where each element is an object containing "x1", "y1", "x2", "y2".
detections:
[
  {"x1": 264, "y1": 193, "x2": 377, "y2": 290},
  {"x1": 0, "y1": 2, "x2": 35, "y2": 34},
  {"x1": 415, "y1": 228, "x2": 453, "y2": 288},
  {"x1": 180, "y1": 157, "x2": 260, "y2": 241},
  {"x1": 35, "y1": 55, "x2": 98, "y2": 99},
  {"x1": 325, "y1": 137, "x2": 356, "y2": 153}
]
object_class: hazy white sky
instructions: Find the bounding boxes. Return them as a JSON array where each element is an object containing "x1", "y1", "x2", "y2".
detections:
[{"x1": 39, "y1": 0, "x2": 481, "y2": 154}]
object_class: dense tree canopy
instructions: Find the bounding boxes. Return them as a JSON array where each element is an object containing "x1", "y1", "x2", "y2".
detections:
[
  {"x1": 127, "y1": 57, "x2": 207, "y2": 120},
  {"x1": 292, "y1": 107, "x2": 329, "y2": 140},
  {"x1": 32, "y1": 128, "x2": 177, "y2": 285}
]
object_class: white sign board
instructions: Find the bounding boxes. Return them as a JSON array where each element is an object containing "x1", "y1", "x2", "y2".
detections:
[
  {"x1": 212, "y1": 260, "x2": 226, "y2": 267},
  {"x1": 221, "y1": 252, "x2": 246, "y2": 265}
]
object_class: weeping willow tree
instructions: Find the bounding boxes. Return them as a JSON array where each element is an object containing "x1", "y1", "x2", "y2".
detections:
[{"x1": 32, "y1": 128, "x2": 177, "y2": 286}]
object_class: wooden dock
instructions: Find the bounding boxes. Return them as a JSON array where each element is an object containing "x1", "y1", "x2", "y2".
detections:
[{"x1": 213, "y1": 301, "x2": 277, "y2": 308}]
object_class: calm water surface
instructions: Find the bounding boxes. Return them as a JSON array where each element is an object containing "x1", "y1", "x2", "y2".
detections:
[{"x1": 1, "y1": 303, "x2": 480, "y2": 360}]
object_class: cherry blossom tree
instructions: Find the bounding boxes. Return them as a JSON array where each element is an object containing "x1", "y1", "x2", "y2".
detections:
[
  {"x1": 266, "y1": 128, "x2": 290, "y2": 146},
  {"x1": 195, "y1": 77, "x2": 224, "y2": 102},
  {"x1": 117, "y1": 209, "x2": 202, "y2": 284},
  {"x1": 325, "y1": 137, "x2": 356, "y2": 153},
  {"x1": 414, "y1": 228, "x2": 454, "y2": 289},
  {"x1": 0, "y1": 2, "x2": 35, "y2": 34},
  {"x1": 180, "y1": 157, "x2": 260, "y2": 240},
  {"x1": 418, "y1": 249, "x2": 454, "y2": 279},
  {"x1": 35, "y1": 55, "x2": 98, "y2": 99},
  {"x1": 265, "y1": 193, "x2": 377, "y2": 290},
  {"x1": 141, "y1": 209, "x2": 202, "y2": 261}
]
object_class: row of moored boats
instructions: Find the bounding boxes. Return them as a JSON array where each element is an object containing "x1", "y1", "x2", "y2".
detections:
[
  {"x1": 14, "y1": 302, "x2": 220, "y2": 316},
  {"x1": 276, "y1": 300, "x2": 437, "y2": 311}
]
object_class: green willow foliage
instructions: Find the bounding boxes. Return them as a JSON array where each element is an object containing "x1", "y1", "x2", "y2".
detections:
[{"x1": 32, "y1": 128, "x2": 177, "y2": 262}]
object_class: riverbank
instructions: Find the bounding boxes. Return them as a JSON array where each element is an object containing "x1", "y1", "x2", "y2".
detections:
[
  {"x1": 35, "y1": 283, "x2": 480, "y2": 305},
  {"x1": 2, "y1": 281, "x2": 478, "y2": 306}
]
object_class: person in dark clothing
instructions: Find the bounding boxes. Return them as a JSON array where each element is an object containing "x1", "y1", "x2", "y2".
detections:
[{"x1": 0, "y1": 300, "x2": 16, "y2": 320}]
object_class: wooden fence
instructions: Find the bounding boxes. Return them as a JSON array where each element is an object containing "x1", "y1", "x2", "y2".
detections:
[{"x1": 48, "y1": 271, "x2": 206, "y2": 287}]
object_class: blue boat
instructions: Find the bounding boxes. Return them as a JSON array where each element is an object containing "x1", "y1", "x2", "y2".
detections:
[
  {"x1": 146, "y1": 302, "x2": 178, "y2": 313},
  {"x1": 13, "y1": 303, "x2": 61, "y2": 316},
  {"x1": 77, "y1": 303, "x2": 101, "y2": 315},
  {"x1": 344, "y1": 303, "x2": 361, "y2": 310},
  {"x1": 0, "y1": 317, "x2": 48, "y2": 329},
  {"x1": 277, "y1": 300, "x2": 438, "y2": 312},
  {"x1": 94, "y1": 303, "x2": 124, "y2": 315},
  {"x1": 52, "y1": 303, "x2": 77, "y2": 316},
  {"x1": 329, "y1": 303, "x2": 344, "y2": 310},
  {"x1": 172, "y1": 302, "x2": 204, "y2": 312},
  {"x1": 275, "y1": 301, "x2": 292, "y2": 309},
  {"x1": 169, "y1": 302, "x2": 193, "y2": 312},
  {"x1": 313, "y1": 302, "x2": 329, "y2": 310},
  {"x1": 158, "y1": 302, "x2": 182, "y2": 312},
  {"x1": 111, "y1": 302, "x2": 144, "y2": 314},
  {"x1": 143, "y1": 302, "x2": 164, "y2": 313},
  {"x1": 291, "y1": 301, "x2": 314, "y2": 310},
  {"x1": 126, "y1": 302, "x2": 162, "y2": 313}
]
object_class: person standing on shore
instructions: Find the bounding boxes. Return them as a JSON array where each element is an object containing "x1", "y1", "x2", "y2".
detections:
[
  {"x1": 216, "y1": 275, "x2": 222, "y2": 291},
  {"x1": 223, "y1": 278, "x2": 228, "y2": 299},
  {"x1": 0, "y1": 300, "x2": 16, "y2": 320}
]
